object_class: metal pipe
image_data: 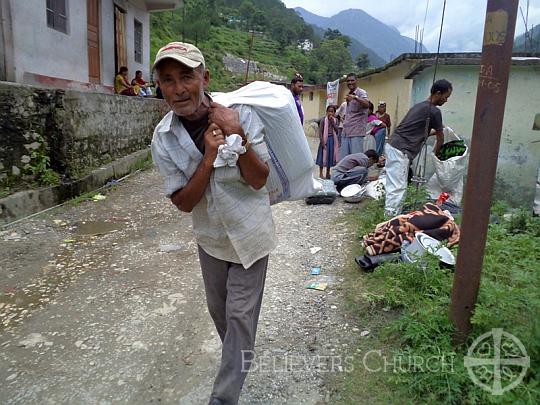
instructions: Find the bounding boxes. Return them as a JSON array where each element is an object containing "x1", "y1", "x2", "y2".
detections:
[{"x1": 450, "y1": 0, "x2": 519, "y2": 344}]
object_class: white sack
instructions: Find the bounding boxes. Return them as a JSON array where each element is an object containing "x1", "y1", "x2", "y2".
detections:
[
  {"x1": 364, "y1": 177, "x2": 386, "y2": 200},
  {"x1": 213, "y1": 81, "x2": 317, "y2": 204},
  {"x1": 426, "y1": 127, "x2": 468, "y2": 205}
]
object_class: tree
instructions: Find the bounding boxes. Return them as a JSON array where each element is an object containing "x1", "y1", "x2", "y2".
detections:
[
  {"x1": 356, "y1": 53, "x2": 370, "y2": 71},
  {"x1": 239, "y1": 0, "x2": 256, "y2": 30},
  {"x1": 323, "y1": 29, "x2": 351, "y2": 48},
  {"x1": 308, "y1": 38, "x2": 353, "y2": 82},
  {"x1": 184, "y1": 0, "x2": 211, "y2": 45}
]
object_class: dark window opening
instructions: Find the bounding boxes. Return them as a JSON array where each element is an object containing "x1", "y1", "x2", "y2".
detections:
[
  {"x1": 134, "y1": 19, "x2": 142, "y2": 63},
  {"x1": 46, "y1": 0, "x2": 68, "y2": 34}
]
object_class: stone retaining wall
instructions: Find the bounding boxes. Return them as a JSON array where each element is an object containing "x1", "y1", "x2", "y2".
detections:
[{"x1": 0, "y1": 81, "x2": 167, "y2": 189}]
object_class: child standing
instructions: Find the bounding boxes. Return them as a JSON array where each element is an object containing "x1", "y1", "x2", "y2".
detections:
[{"x1": 316, "y1": 105, "x2": 340, "y2": 179}]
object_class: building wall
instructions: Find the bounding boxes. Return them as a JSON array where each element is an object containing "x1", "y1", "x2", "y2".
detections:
[
  {"x1": 5, "y1": 0, "x2": 151, "y2": 88},
  {"x1": 0, "y1": 81, "x2": 167, "y2": 189},
  {"x1": 120, "y1": 0, "x2": 152, "y2": 85},
  {"x1": 413, "y1": 65, "x2": 540, "y2": 206},
  {"x1": 9, "y1": 0, "x2": 89, "y2": 84},
  {"x1": 333, "y1": 62, "x2": 417, "y2": 134},
  {"x1": 101, "y1": 0, "x2": 117, "y2": 87},
  {"x1": 301, "y1": 88, "x2": 326, "y2": 122}
]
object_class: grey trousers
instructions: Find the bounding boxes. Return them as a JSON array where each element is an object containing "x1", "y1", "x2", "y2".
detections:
[
  {"x1": 331, "y1": 166, "x2": 368, "y2": 192},
  {"x1": 339, "y1": 136, "x2": 364, "y2": 160},
  {"x1": 198, "y1": 246, "x2": 269, "y2": 405}
]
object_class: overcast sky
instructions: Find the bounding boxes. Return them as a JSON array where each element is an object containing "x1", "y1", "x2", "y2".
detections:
[{"x1": 281, "y1": 0, "x2": 540, "y2": 52}]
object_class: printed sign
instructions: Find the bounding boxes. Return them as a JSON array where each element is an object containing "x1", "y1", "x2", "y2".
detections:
[{"x1": 326, "y1": 79, "x2": 340, "y2": 107}]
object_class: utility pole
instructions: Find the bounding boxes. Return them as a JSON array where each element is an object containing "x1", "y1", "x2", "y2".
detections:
[
  {"x1": 450, "y1": 0, "x2": 519, "y2": 344},
  {"x1": 244, "y1": 30, "x2": 256, "y2": 83}
]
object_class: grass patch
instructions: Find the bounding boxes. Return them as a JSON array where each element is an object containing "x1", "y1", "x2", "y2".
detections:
[
  {"x1": 67, "y1": 190, "x2": 102, "y2": 206},
  {"x1": 131, "y1": 154, "x2": 154, "y2": 172},
  {"x1": 334, "y1": 193, "x2": 540, "y2": 404}
]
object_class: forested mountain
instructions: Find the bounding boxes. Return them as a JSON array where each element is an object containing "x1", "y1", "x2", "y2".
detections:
[
  {"x1": 150, "y1": 0, "x2": 408, "y2": 90},
  {"x1": 295, "y1": 7, "x2": 428, "y2": 63},
  {"x1": 310, "y1": 25, "x2": 386, "y2": 68}
]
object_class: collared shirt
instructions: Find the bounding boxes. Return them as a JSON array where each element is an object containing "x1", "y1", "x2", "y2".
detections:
[
  {"x1": 151, "y1": 106, "x2": 276, "y2": 268},
  {"x1": 343, "y1": 87, "x2": 369, "y2": 137}
]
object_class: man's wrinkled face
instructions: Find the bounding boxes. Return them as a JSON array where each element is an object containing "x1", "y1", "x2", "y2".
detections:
[
  {"x1": 156, "y1": 59, "x2": 209, "y2": 118},
  {"x1": 291, "y1": 81, "x2": 304, "y2": 96}
]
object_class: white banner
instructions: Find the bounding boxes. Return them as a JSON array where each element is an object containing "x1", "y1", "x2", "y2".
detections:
[{"x1": 326, "y1": 78, "x2": 340, "y2": 107}]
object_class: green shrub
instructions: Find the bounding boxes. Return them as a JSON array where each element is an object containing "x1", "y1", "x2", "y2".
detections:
[{"x1": 353, "y1": 197, "x2": 540, "y2": 404}]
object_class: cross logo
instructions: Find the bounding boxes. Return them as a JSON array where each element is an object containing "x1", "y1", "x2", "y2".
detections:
[{"x1": 464, "y1": 328, "x2": 530, "y2": 395}]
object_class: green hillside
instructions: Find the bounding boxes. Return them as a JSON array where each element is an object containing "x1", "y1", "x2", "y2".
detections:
[{"x1": 149, "y1": 0, "x2": 357, "y2": 91}]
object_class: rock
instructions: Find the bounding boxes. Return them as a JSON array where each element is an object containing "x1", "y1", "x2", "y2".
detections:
[
  {"x1": 159, "y1": 244, "x2": 182, "y2": 253},
  {"x1": 18, "y1": 333, "x2": 50, "y2": 348},
  {"x1": 6, "y1": 373, "x2": 18, "y2": 381}
]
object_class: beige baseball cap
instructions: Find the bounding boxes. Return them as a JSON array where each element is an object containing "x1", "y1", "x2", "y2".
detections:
[{"x1": 153, "y1": 42, "x2": 205, "y2": 70}]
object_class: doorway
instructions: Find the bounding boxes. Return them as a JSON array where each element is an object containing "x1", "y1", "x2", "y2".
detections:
[
  {"x1": 87, "y1": 0, "x2": 101, "y2": 83},
  {"x1": 114, "y1": 5, "x2": 127, "y2": 73}
]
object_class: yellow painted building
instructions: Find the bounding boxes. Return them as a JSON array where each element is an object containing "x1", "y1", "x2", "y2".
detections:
[
  {"x1": 299, "y1": 84, "x2": 327, "y2": 121},
  {"x1": 299, "y1": 52, "x2": 540, "y2": 206},
  {"x1": 301, "y1": 55, "x2": 422, "y2": 128}
]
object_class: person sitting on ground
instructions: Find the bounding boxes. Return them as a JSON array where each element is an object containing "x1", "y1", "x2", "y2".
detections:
[
  {"x1": 331, "y1": 149, "x2": 379, "y2": 192},
  {"x1": 366, "y1": 101, "x2": 387, "y2": 156},
  {"x1": 315, "y1": 105, "x2": 340, "y2": 179},
  {"x1": 131, "y1": 70, "x2": 152, "y2": 97},
  {"x1": 155, "y1": 85, "x2": 164, "y2": 99},
  {"x1": 115, "y1": 66, "x2": 138, "y2": 96}
]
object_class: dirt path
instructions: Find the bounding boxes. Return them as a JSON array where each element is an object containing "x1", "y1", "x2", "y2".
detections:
[{"x1": 0, "y1": 139, "x2": 365, "y2": 404}]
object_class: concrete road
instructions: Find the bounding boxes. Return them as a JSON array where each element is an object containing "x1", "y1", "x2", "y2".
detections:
[{"x1": 0, "y1": 138, "x2": 365, "y2": 404}]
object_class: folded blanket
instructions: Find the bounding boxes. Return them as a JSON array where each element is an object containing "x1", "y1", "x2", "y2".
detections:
[{"x1": 363, "y1": 203, "x2": 460, "y2": 256}]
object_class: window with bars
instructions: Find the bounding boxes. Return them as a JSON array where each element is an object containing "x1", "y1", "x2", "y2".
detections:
[
  {"x1": 46, "y1": 0, "x2": 68, "y2": 34},
  {"x1": 134, "y1": 19, "x2": 142, "y2": 63}
]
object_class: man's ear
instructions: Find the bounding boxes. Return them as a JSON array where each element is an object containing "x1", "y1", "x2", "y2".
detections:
[{"x1": 203, "y1": 69, "x2": 210, "y2": 88}]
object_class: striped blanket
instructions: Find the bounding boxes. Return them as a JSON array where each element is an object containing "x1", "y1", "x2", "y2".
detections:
[{"x1": 363, "y1": 203, "x2": 460, "y2": 256}]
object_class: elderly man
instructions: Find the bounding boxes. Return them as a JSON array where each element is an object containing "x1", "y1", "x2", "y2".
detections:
[
  {"x1": 340, "y1": 73, "x2": 370, "y2": 158},
  {"x1": 151, "y1": 42, "x2": 276, "y2": 405}
]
